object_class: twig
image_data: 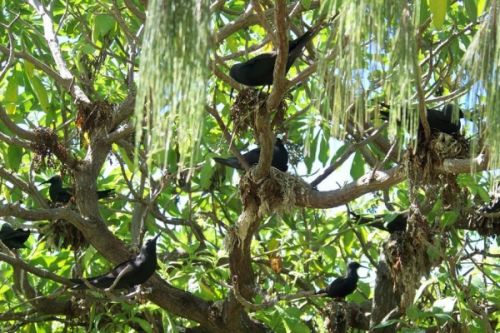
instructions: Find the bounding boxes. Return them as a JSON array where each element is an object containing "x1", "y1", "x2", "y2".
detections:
[
  {"x1": 27, "y1": 0, "x2": 91, "y2": 104},
  {"x1": 0, "y1": 14, "x2": 20, "y2": 81},
  {"x1": 310, "y1": 123, "x2": 387, "y2": 188},
  {"x1": 206, "y1": 106, "x2": 250, "y2": 170},
  {"x1": 0, "y1": 251, "x2": 73, "y2": 286},
  {"x1": 231, "y1": 275, "x2": 319, "y2": 312}
]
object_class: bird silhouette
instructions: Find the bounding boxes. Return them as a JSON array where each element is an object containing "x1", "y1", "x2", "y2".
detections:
[
  {"x1": 229, "y1": 25, "x2": 321, "y2": 86},
  {"x1": 213, "y1": 138, "x2": 288, "y2": 172},
  {"x1": 317, "y1": 262, "x2": 362, "y2": 299},
  {"x1": 426, "y1": 104, "x2": 464, "y2": 135},
  {"x1": 0, "y1": 224, "x2": 30, "y2": 249},
  {"x1": 41, "y1": 175, "x2": 114, "y2": 204},
  {"x1": 70, "y1": 234, "x2": 160, "y2": 290},
  {"x1": 380, "y1": 103, "x2": 464, "y2": 135}
]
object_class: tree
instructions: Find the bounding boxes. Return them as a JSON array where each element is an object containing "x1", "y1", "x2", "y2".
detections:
[{"x1": 0, "y1": 0, "x2": 498, "y2": 332}]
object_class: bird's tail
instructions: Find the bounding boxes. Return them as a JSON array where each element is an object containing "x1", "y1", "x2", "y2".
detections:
[
  {"x1": 97, "y1": 189, "x2": 115, "y2": 199},
  {"x1": 213, "y1": 157, "x2": 242, "y2": 169},
  {"x1": 289, "y1": 12, "x2": 340, "y2": 57}
]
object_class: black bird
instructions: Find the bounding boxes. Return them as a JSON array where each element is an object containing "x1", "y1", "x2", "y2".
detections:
[
  {"x1": 317, "y1": 262, "x2": 361, "y2": 299},
  {"x1": 41, "y1": 175, "x2": 114, "y2": 204},
  {"x1": 0, "y1": 224, "x2": 30, "y2": 249},
  {"x1": 230, "y1": 26, "x2": 320, "y2": 86},
  {"x1": 380, "y1": 103, "x2": 464, "y2": 135},
  {"x1": 213, "y1": 138, "x2": 289, "y2": 172},
  {"x1": 480, "y1": 197, "x2": 500, "y2": 214},
  {"x1": 351, "y1": 210, "x2": 407, "y2": 234},
  {"x1": 426, "y1": 104, "x2": 464, "y2": 135},
  {"x1": 70, "y1": 234, "x2": 160, "y2": 290}
]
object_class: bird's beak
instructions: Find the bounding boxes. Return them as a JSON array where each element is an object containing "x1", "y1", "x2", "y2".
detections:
[
  {"x1": 153, "y1": 232, "x2": 162, "y2": 242},
  {"x1": 40, "y1": 179, "x2": 51, "y2": 185},
  {"x1": 360, "y1": 265, "x2": 369, "y2": 269}
]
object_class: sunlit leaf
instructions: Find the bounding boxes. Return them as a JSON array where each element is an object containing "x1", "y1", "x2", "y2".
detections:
[{"x1": 428, "y1": 0, "x2": 448, "y2": 29}]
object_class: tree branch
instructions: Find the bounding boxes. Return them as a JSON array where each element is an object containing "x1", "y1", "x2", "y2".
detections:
[
  {"x1": 297, "y1": 155, "x2": 492, "y2": 209},
  {"x1": 27, "y1": 0, "x2": 91, "y2": 105}
]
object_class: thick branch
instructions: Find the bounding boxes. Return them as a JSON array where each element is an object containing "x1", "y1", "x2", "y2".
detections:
[
  {"x1": 297, "y1": 155, "x2": 492, "y2": 209},
  {"x1": 254, "y1": 1, "x2": 287, "y2": 181},
  {"x1": 0, "y1": 105, "x2": 36, "y2": 141},
  {"x1": 0, "y1": 204, "x2": 87, "y2": 229}
]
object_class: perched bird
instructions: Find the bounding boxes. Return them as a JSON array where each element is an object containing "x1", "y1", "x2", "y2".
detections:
[
  {"x1": 350, "y1": 211, "x2": 407, "y2": 234},
  {"x1": 384, "y1": 213, "x2": 408, "y2": 233},
  {"x1": 380, "y1": 103, "x2": 464, "y2": 135},
  {"x1": 213, "y1": 138, "x2": 289, "y2": 172},
  {"x1": 317, "y1": 262, "x2": 362, "y2": 299},
  {"x1": 229, "y1": 26, "x2": 320, "y2": 86},
  {"x1": 0, "y1": 224, "x2": 30, "y2": 249},
  {"x1": 426, "y1": 104, "x2": 464, "y2": 135},
  {"x1": 70, "y1": 234, "x2": 161, "y2": 290},
  {"x1": 41, "y1": 175, "x2": 114, "y2": 204}
]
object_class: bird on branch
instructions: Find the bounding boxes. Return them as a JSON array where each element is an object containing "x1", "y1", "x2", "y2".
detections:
[
  {"x1": 40, "y1": 175, "x2": 114, "y2": 204},
  {"x1": 380, "y1": 103, "x2": 465, "y2": 135},
  {"x1": 0, "y1": 223, "x2": 30, "y2": 249},
  {"x1": 70, "y1": 233, "x2": 161, "y2": 291},
  {"x1": 317, "y1": 262, "x2": 362, "y2": 299},
  {"x1": 213, "y1": 137, "x2": 289, "y2": 172},
  {"x1": 229, "y1": 22, "x2": 325, "y2": 87}
]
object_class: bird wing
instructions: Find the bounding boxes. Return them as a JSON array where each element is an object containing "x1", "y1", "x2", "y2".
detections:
[
  {"x1": 241, "y1": 147, "x2": 261, "y2": 166},
  {"x1": 70, "y1": 259, "x2": 135, "y2": 289},
  {"x1": 97, "y1": 189, "x2": 115, "y2": 199},
  {"x1": 213, "y1": 157, "x2": 242, "y2": 169},
  {"x1": 244, "y1": 53, "x2": 275, "y2": 65}
]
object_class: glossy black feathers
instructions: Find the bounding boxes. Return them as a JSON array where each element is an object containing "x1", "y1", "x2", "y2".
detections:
[
  {"x1": 318, "y1": 262, "x2": 361, "y2": 299},
  {"x1": 70, "y1": 234, "x2": 160, "y2": 290},
  {"x1": 0, "y1": 224, "x2": 30, "y2": 249},
  {"x1": 41, "y1": 175, "x2": 114, "y2": 204},
  {"x1": 229, "y1": 28, "x2": 316, "y2": 86},
  {"x1": 380, "y1": 103, "x2": 464, "y2": 135},
  {"x1": 213, "y1": 138, "x2": 289, "y2": 172}
]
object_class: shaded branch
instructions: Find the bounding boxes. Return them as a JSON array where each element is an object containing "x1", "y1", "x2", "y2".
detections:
[{"x1": 0, "y1": 204, "x2": 88, "y2": 229}]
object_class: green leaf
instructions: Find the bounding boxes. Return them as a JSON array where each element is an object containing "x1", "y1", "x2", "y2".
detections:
[
  {"x1": 130, "y1": 318, "x2": 152, "y2": 333},
  {"x1": 440, "y1": 211, "x2": 459, "y2": 228},
  {"x1": 418, "y1": 0, "x2": 431, "y2": 24},
  {"x1": 427, "y1": 0, "x2": 448, "y2": 29},
  {"x1": 318, "y1": 135, "x2": 329, "y2": 165},
  {"x1": 301, "y1": 0, "x2": 312, "y2": 10},
  {"x1": 4, "y1": 77, "x2": 18, "y2": 114},
  {"x1": 477, "y1": 0, "x2": 487, "y2": 16},
  {"x1": 94, "y1": 14, "x2": 116, "y2": 38},
  {"x1": 199, "y1": 155, "x2": 215, "y2": 189},
  {"x1": 268, "y1": 238, "x2": 280, "y2": 251},
  {"x1": 320, "y1": 245, "x2": 337, "y2": 262},
  {"x1": 28, "y1": 75, "x2": 50, "y2": 112},
  {"x1": 7, "y1": 146, "x2": 23, "y2": 170},
  {"x1": 464, "y1": 0, "x2": 477, "y2": 21},
  {"x1": 350, "y1": 151, "x2": 365, "y2": 180}
]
